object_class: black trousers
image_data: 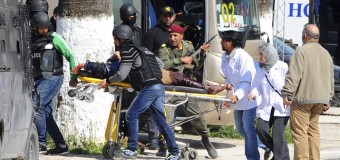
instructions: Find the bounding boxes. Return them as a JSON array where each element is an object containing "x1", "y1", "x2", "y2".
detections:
[{"x1": 256, "y1": 108, "x2": 290, "y2": 160}]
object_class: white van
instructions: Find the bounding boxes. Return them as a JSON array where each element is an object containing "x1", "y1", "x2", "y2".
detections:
[{"x1": 113, "y1": 0, "x2": 264, "y2": 126}]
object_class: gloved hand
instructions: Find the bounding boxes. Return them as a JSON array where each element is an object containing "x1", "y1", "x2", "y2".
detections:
[{"x1": 69, "y1": 78, "x2": 78, "y2": 87}]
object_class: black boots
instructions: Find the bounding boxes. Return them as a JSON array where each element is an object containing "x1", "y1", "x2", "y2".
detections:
[
  {"x1": 156, "y1": 139, "x2": 167, "y2": 157},
  {"x1": 39, "y1": 143, "x2": 47, "y2": 154},
  {"x1": 201, "y1": 136, "x2": 218, "y2": 159},
  {"x1": 46, "y1": 146, "x2": 69, "y2": 155}
]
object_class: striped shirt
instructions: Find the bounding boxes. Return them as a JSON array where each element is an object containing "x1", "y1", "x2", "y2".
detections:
[{"x1": 107, "y1": 46, "x2": 141, "y2": 83}]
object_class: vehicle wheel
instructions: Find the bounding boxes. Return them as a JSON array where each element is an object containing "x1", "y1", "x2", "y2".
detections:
[
  {"x1": 102, "y1": 143, "x2": 112, "y2": 159},
  {"x1": 188, "y1": 148, "x2": 199, "y2": 160},
  {"x1": 25, "y1": 124, "x2": 39, "y2": 160}
]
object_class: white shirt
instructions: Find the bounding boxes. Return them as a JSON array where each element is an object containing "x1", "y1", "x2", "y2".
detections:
[
  {"x1": 221, "y1": 48, "x2": 257, "y2": 110},
  {"x1": 251, "y1": 61, "x2": 290, "y2": 121}
]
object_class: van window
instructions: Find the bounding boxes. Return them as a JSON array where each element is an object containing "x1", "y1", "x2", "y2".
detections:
[{"x1": 216, "y1": 0, "x2": 260, "y2": 33}]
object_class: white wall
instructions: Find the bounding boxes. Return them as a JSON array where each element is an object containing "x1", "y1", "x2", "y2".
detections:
[{"x1": 56, "y1": 16, "x2": 115, "y2": 142}]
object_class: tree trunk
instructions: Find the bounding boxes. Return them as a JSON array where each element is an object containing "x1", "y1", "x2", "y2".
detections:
[{"x1": 55, "y1": 0, "x2": 115, "y2": 143}]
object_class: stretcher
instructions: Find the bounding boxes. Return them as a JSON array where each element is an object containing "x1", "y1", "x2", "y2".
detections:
[{"x1": 68, "y1": 73, "x2": 231, "y2": 160}]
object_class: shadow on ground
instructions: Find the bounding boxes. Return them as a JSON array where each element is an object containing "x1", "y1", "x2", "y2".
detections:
[
  {"x1": 138, "y1": 133, "x2": 236, "y2": 149},
  {"x1": 174, "y1": 137, "x2": 236, "y2": 149}
]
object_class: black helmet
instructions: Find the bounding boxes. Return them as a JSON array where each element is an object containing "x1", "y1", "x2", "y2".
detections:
[
  {"x1": 119, "y1": 3, "x2": 137, "y2": 20},
  {"x1": 31, "y1": 12, "x2": 50, "y2": 28},
  {"x1": 112, "y1": 25, "x2": 133, "y2": 40},
  {"x1": 30, "y1": 0, "x2": 49, "y2": 13}
]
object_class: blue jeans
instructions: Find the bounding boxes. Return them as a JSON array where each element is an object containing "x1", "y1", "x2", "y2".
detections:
[
  {"x1": 126, "y1": 84, "x2": 179, "y2": 155},
  {"x1": 34, "y1": 75, "x2": 66, "y2": 147},
  {"x1": 234, "y1": 107, "x2": 260, "y2": 160}
]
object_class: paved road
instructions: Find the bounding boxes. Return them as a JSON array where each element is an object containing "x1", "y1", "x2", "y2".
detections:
[{"x1": 39, "y1": 108, "x2": 340, "y2": 160}]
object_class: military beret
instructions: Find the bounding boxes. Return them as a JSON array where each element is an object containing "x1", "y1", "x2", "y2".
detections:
[{"x1": 169, "y1": 24, "x2": 184, "y2": 34}]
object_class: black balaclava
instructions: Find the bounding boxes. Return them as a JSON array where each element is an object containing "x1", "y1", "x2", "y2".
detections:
[{"x1": 123, "y1": 15, "x2": 136, "y2": 29}]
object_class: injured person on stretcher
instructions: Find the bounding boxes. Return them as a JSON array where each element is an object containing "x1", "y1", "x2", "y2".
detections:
[{"x1": 72, "y1": 57, "x2": 225, "y2": 94}]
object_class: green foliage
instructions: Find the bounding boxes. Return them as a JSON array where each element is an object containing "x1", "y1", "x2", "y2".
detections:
[
  {"x1": 285, "y1": 124, "x2": 294, "y2": 144},
  {"x1": 208, "y1": 124, "x2": 294, "y2": 144},
  {"x1": 46, "y1": 134, "x2": 103, "y2": 155},
  {"x1": 66, "y1": 134, "x2": 103, "y2": 154},
  {"x1": 208, "y1": 125, "x2": 243, "y2": 139},
  {"x1": 46, "y1": 134, "x2": 56, "y2": 149}
]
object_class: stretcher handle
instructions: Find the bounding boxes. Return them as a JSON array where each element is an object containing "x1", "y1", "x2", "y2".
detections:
[
  {"x1": 170, "y1": 105, "x2": 228, "y2": 128},
  {"x1": 164, "y1": 96, "x2": 189, "y2": 108}
]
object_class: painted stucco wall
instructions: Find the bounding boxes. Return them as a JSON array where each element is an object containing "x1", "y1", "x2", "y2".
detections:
[{"x1": 55, "y1": 16, "x2": 115, "y2": 142}]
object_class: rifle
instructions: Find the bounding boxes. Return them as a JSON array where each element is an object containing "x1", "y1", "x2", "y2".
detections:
[
  {"x1": 181, "y1": 34, "x2": 218, "y2": 70},
  {"x1": 187, "y1": 34, "x2": 218, "y2": 58}
]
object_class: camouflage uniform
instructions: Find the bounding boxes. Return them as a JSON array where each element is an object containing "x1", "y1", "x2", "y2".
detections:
[
  {"x1": 159, "y1": 40, "x2": 205, "y2": 78},
  {"x1": 158, "y1": 40, "x2": 208, "y2": 136}
]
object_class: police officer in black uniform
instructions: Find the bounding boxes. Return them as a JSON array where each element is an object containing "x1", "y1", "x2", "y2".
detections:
[
  {"x1": 143, "y1": 6, "x2": 176, "y2": 57},
  {"x1": 120, "y1": 3, "x2": 143, "y2": 46},
  {"x1": 139, "y1": 6, "x2": 177, "y2": 152},
  {"x1": 30, "y1": 11, "x2": 77, "y2": 155}
]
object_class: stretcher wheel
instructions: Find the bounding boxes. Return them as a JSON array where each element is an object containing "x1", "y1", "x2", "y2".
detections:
[
  {"x1": 188, "y1": 148, "x2": 198, "y2": 160},
  {"x1": 68, "y1": 89, "x2": 77, "y2": 97},
  {"x1": 75, "y1": 93, "x2": 85, "y2": 100},
  {"x1": 84, "y1": 94, "x2": 94, "y2": 103},
  {"x1": 102, "y1": 143, "x2": 110, "y2": 158},
  {"x1": 181, "y1": 150, "x2": 188, "y2": 159},
  {"x1": 102, "y1": 143, "x2": 114, "y2": 158},
  {"x1": 180, "y1": 147, "x2": 198, "y2": 160}
]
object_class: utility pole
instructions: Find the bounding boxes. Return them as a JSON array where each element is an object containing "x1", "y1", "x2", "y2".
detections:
[{"x1": 273, "y1": 0, "x2": 286, "y2": 60}]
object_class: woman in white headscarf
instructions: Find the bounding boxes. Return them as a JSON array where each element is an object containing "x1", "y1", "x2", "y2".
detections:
[{"x1": 248, "y1": 43, "x2": 290, "y2": 160}]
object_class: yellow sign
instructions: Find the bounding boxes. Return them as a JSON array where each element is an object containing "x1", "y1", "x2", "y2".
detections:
[{"x1": 221, "y1": 2, "x2": 236, "y2": 23}]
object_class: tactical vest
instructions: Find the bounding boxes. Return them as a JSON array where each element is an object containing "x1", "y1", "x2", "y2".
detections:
[
  {"x1": 31, "y1": 32, "x2": 63, "y2": 80},
  {"x1": 129, "y1": 46, "x2": 163, "y2": 90}
]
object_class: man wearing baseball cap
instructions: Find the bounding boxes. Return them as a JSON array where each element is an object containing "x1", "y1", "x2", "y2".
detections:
[
  {"x1": 142, "y1": 7, "x2": 176, "y2": 154},
  {"x1": 143, "y1": 6, "x2": 176, "y2": 56},
  {"x1": 158, "y1": 24, "x2": 219, "y2": 159},
  {"x1": 160, "y1": 6, "x2": 175, "y2": 15}
]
